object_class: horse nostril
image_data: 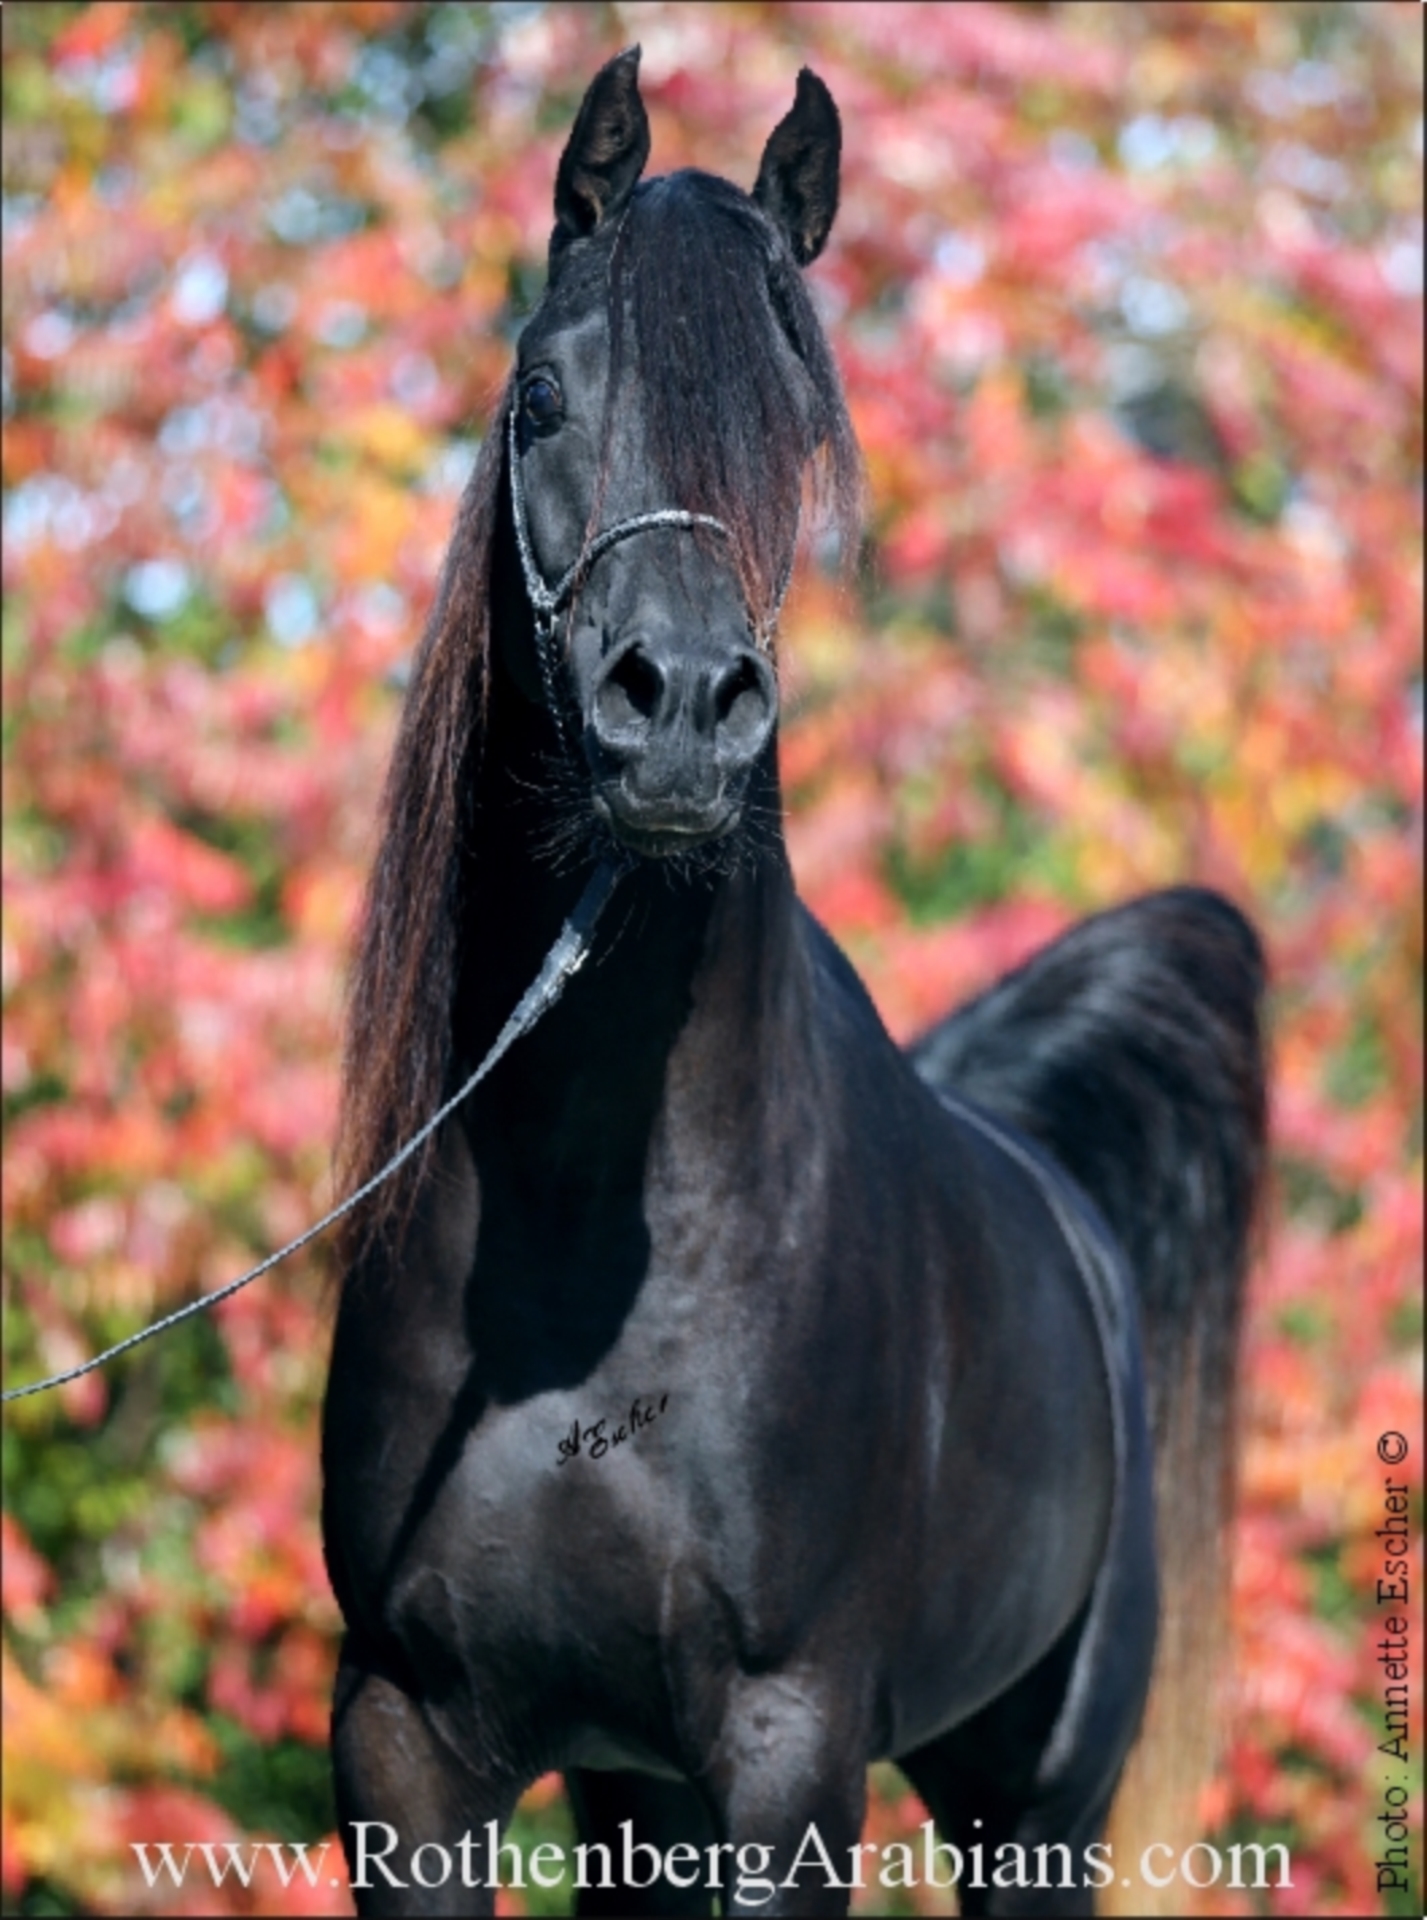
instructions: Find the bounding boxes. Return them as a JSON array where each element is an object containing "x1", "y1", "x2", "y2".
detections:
[
  {"x1": 592, "y1": 640, "x2": 668, "y2": 753},
  {"x1": 603, "y1": 644, "x2": 663, "y2": 726},
  {"x1": 712, "y1": 652, "x2": 774, "y2": 756},
  {"x1": 713, "y1": 655, "x2": 760, "y2": 724}
]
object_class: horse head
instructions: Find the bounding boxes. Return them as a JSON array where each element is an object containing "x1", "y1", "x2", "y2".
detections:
[{"x1": 498, "y1": 47, "x2": 861, "y2": 860}]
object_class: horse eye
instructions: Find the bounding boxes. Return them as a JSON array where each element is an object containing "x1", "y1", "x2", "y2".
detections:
[{"x1": 522, "y1": 376, "x2": 563, "y2": 427}]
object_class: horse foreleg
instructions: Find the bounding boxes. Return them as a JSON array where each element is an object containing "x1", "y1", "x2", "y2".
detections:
[
  {"x1": 331, "y1": 1645, "x2": 518, "y2": 1918},
  {"x1": 565, "y1": 1767, "x2": 718, "y2": 1915},
  {"x1": 701, "y1": 1678, "x2": 869, "y2": 1917}
]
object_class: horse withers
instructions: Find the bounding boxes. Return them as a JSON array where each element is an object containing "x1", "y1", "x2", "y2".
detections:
[{"x1": 322, "y1": 50, "x2": 1266, "y2": 1917}]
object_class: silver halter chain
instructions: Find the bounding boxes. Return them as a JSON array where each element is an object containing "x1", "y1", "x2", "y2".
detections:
[{"x1": 505, "y1": 407, "x2": 794, "y2": 738}]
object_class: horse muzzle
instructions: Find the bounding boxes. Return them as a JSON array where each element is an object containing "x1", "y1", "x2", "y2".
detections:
[{"x1": 586, "y1": 630, "x2": 776, "y2": 854}]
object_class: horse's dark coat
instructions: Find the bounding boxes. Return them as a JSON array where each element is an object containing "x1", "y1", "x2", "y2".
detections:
[{"x1": 323, "y1": 50, "x2": 1265, "y2": 1916}]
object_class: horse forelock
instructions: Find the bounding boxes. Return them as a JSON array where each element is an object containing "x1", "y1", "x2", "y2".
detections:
[{"x1": 605, "y1": 170, "x2": 863, "y2": 625}]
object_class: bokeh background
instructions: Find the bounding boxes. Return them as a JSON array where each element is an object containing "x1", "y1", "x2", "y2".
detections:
[{"x1": 2, "y1": 3, "x2": 1421, "y2": 1915}]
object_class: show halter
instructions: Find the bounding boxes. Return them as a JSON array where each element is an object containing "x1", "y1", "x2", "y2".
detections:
[{"x1": 505, "y1": 404, "x2": 793, "y2": 741}]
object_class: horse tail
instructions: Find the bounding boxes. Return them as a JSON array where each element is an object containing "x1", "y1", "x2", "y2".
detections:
[{"x1": 909, "y1": 885, "x2": 1268, "y2": 1910}]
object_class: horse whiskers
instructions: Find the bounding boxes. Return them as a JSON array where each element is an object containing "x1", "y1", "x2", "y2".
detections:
[
  {"x1": 505, "y1": 745, "x2": 777, "y2": 886},
  {"x1": 509, "y1": 753, "x2": 602, "y2": 872}
]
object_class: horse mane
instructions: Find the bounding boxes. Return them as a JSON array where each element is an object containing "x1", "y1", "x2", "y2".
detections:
[
  {"x1": 606, "y1": 171, "x2": 864, "y2": 621},
  {"x1": 334, "y1": 168, "x2": 863, "y2": 1270},
  {"x1": 331, "y1": 382, "x2": 510, "y2": 1271}
]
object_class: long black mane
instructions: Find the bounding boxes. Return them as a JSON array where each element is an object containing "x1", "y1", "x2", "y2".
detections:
[{"x1": 335, "y1": 167, "x2": 861, "y2": 1264}]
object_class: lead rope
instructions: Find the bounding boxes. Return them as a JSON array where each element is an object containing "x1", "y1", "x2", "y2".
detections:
[
  {"x1": 1, "y1": 854, "x2": 632, "y2": 1405},
  {"x1": 7, "y1": 407, "x2": 798, "y2": 1405}
]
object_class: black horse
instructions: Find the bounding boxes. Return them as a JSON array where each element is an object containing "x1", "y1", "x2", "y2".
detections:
[{"x1": 322, "y1": 51, "x2": 1266, "y2": 1917}]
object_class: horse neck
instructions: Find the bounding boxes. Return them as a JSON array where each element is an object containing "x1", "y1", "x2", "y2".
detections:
[{"x1": 455, "y1": 652, "x2": 802, "y2": 1161}]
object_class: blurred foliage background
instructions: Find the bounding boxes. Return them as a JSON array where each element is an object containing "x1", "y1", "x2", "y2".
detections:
[{"x1": 2, "y1": 3, "x2": 1421, "y2": 1915}]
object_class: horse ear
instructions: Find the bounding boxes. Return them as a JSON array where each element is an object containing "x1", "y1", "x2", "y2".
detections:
[
  {"x1": 753, "y1": 68, "x2": 841, "y2": 266},
  {"x1": 551, "y1": 46, "x2": 650, "y2": 259}
]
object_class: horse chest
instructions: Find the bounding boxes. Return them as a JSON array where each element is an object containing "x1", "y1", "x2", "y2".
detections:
[{"x1": 332, "y1": 1306, "x2": 795, "y2": 1707}]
